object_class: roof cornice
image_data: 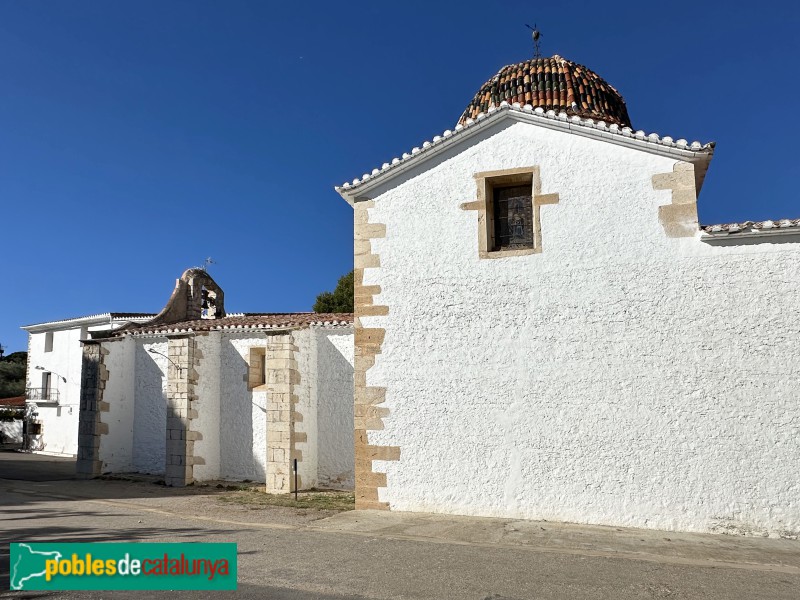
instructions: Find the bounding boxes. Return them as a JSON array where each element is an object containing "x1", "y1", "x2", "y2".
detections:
[
  {"x1": 335, "y1": 102, "x2": 715, "y2": 205},
  {"x1": 21, "y1": 313, "x2": 154, "y2": 332}
]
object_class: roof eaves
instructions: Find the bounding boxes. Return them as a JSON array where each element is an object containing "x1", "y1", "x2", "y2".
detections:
[
  {"x1": 335, "y1": 102, "x2": 715, "y2": 204},
  {"x1": 21, "y1": 312, "x2": 155, "y2": 332},
  {"x1": 21, "y1": 313, "x2": 113, "y2": 331}
]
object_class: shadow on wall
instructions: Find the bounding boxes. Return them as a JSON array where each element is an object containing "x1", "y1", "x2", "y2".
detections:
[
  {"x1": 220, "y1": 340, "x2": 258, "y2": 481},
  {"x1": 132, "y1": 345, "x2": 167, "y2": 475},
  {"x1": 317, "y1": 333, "x2": 355, "y2": 490}
]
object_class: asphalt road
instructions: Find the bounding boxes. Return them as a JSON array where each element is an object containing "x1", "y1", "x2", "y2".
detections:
[
  {"x1": 1, "y1": 452, "x2": 799, "y2": 599},
  {"x1": 0, "y1": 449, "x2": 76, "y2": 481}
]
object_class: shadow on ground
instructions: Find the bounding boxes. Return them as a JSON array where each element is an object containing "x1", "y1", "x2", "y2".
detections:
[
  {"x1": 0, "y1": 450, "x2": 76, "y2": 482},
  {"x1": 0, "y1": 450, "x2": 258, "y2": 504}
]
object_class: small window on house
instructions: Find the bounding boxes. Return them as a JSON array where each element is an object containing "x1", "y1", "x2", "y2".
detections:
[
  {"x1": 248, "y1": 347, "x2": 267, "y2": 391},
  {"x1": 492, "y1": 185, "x2": 534, "y2": 251},
  {"x1": 44, "y1": 332, "x2": 54, "y2": 353}
]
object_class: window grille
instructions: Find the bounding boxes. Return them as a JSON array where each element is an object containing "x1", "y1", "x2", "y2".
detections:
[{"x1": 493, "y1": 185, "x2": 534, "y2": 250}]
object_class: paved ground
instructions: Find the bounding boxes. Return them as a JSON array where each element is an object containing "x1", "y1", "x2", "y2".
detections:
[{"x1": 1, "y1": 451, "x2": 799, "y2": 599}]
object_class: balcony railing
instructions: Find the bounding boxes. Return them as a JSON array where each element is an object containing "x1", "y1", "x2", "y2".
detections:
[{"x1": 25, "y1": 388, "x2": 60, "y2": 403}]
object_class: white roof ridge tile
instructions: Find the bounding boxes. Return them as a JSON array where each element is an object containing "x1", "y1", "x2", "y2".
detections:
[
  {"x1": 336, "y1": 103, "x2": 715, "y2": 195},
  {"x1": 702, "y1": 218, "x2": 800, "y2": 234}
]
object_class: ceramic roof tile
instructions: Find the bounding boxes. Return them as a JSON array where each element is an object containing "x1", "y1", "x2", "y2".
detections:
[
  {"x1": 459, "y1": 55, "x2": 631, "y2": 128},
  {"x1": 115, "y1": 313, "x2": 354, "y2": 336},
  {"x1": 0, "y1": 396, "x2": 25, "y2": 407}
]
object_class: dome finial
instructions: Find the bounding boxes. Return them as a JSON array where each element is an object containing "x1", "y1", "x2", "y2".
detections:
[{"x1": 525, "y1": 23, "x2": 542, "y2": 59}]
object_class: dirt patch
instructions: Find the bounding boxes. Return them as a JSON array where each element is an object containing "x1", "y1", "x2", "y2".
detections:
[{"x1": 218, "y1": 489, "x2": 355, "y2": 512}]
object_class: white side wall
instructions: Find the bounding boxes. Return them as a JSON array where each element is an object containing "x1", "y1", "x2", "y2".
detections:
[
  {"x1": 26, "y1": 327, "x2": 84, "y2": 455},
  {"x1": 315, "y1": 328, "x2": 355, "y2": 489},
  {"x1": 365, "y1": 120, "x2": 800, "y2": 536},
  {"x1": 99, "y1": 337, "x2": 135, "y2": 472},
  {"x1": 132, "y1": 339, "x2": 167, "y2": 474},
  {"x1": 25, "y1": 318, "x2": 135, "y2": 457},
  {"x1": 219, "y1": 335, "x2": 267, "y2": 482},
  {"x1": 76, "y1": 327, "x2": 354, "y2": 486},
  {"x1": 0, "y1": 420, "x2": 23, "y2": 443}
]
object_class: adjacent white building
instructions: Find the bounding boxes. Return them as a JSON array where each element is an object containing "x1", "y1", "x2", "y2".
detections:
[
  {"x1": 20, "y1": 313, "x2": 153, "y2": 456},
  {"x1": 336, "y1": 54, "x2": 800, "y2": 536}
]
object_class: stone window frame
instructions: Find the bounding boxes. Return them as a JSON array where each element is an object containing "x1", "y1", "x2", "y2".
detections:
[
  {"x1": 467, "y1": 166, "x2": 559, "y2": 259},
  {"x1": 248, "y1": 347, "x2": 267, "y2": 391}
]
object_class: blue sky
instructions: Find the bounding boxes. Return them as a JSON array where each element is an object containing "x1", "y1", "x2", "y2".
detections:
[{"x1": 1, "y1": 1, "x2": 798, "y2": 353}]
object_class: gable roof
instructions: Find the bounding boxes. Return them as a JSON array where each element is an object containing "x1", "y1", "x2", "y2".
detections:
[{"x1": 335, "y1": 102, "x2": 714, "y2": 205}]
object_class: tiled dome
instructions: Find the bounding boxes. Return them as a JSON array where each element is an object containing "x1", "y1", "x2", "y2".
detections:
[{"x1": 459, "y1": 55, "x2": 632, "y2": 128}]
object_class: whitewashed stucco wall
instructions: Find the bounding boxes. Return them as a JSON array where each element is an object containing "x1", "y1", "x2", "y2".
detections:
[
  {"x1": 27, "y1": 327, "x2": 83, "y2": 455},
  {"x1": 82, "y1": 326, "x2": 354, "y2": 486},
  {"x1": 99, "y1": 337, "x2": 135, "y2": 472},
  {"x1": 315, "y1": 329, "x2": 355, "y2": 489},
  {"x1": 220, "y1": 335, "x2": 267, "y2": 482},
  {"x1": 363, "y1": 120, "x2": 800, "y2": 536},
  {"x1": 132, "y1": 339, "x2": 167, "y2": 474}
]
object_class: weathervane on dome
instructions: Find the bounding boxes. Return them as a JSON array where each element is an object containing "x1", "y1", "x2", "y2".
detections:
[{"x1": 525, "y1": 23, "x2": 542, "y2": 59}]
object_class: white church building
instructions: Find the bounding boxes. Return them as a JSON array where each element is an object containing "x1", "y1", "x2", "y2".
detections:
[
  {"x1": 75, "y1": 269, "x2": 355, "y2": 492},
  {"x1": 336, "y1": 54, "x2": 800, "y2": 536}
]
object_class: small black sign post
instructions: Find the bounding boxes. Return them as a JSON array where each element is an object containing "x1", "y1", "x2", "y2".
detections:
[{"x1": 293, "y1": 458, "x2": 298, "y2": 501}]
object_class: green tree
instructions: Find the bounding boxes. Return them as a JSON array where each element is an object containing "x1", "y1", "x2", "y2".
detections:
[
  {"x1": 313, "y1": 270, "x2": 354, "y2": 313},
  {"x1": 3, "y1": 352, "x2": 27, "y2": 365},
  {"x1": 0, "y1": 352, "x2": 27, "y2": 398}
]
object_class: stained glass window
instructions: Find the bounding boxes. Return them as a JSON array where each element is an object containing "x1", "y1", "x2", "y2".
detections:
[{"x1": 493, "y1": 185, "x2": 534, "y2": 250}]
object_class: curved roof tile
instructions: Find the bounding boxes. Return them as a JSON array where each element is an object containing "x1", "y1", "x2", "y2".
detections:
[
  {"x1": 459, "y1": 55, "x2": 631, "y2": 128},
  {"x1": 111, "y1": 313, "x2": 354, "y2": 336}
]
